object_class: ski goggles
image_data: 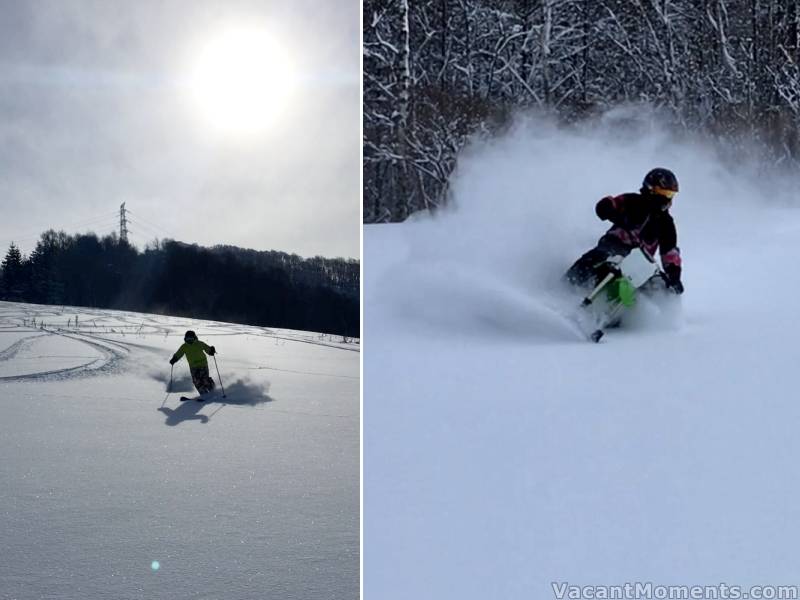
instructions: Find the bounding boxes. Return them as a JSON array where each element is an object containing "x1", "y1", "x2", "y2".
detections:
[{"x1": 652, "y1": 187, "x2": 677, "y2": 199}]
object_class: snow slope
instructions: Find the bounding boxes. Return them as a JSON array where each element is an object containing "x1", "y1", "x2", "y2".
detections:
[
  {"x1": 364, "y1": 115, "x2": 800, "y2": 599},
  {"x1": 0, "y1": 301, "x2": 359, "y2": 600}
]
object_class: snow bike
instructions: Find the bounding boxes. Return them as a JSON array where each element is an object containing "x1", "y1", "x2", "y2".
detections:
[{"x1": 576, "y1": 247, "x2": 669, "y2": 342}]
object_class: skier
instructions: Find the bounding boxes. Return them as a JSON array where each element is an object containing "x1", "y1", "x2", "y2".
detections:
[
  {"x1": 565, "y1": 167, "x2": 684, "y2": 295},
  {"x1": 169, "y1": 330, "x2": 217, "y2": 397}
]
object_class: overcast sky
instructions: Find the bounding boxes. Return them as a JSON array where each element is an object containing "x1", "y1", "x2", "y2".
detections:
[{"x1": 0, "y1": 0, "x2": 359, "y2": 259}]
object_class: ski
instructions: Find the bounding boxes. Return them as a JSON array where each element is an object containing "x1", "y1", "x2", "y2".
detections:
[
  {"x1": 179, "y1": 395, "x2": 205, "y2": 402},
  {"x1": 570, "y1": 248, "x2": 665, "y2": 343}
]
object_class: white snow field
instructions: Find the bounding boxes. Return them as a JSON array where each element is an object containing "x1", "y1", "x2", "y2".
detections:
[
  {"x1": 365, "y1": 116, "x2": 800, "y2": 599},
  {"x1": 0, "y1": 301, "x2": 359, "y2": 600}
]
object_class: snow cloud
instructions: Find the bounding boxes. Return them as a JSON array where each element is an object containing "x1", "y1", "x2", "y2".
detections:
[
  {"x1": 370, "y1": 108, "x2": 789, "y2": 340},
  {"x1": 150, "y1": 369, "x2": 271, "y2": 407}
]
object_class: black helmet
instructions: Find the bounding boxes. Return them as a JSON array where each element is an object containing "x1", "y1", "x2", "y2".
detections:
[
  {"x1": 642, "y1": 168, "x2": 679, "y2": 198},
  {"x1": 184, "y1": 330, "x2": 197, "y2": 342}
]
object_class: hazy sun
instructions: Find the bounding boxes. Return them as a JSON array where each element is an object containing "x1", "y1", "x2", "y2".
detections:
[{"x1": 187, "y1": 26, "x2": 294, "y2": 136}]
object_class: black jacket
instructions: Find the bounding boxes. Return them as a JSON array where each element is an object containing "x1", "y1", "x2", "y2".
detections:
[{"x1": 595, "y1": 192, "x2": 682, "y2": 276}]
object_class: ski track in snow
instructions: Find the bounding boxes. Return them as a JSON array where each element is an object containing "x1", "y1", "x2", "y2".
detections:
[
  {"x1": 0, "y1": 326, "x2": 127, "y2": 382},
  {"x1": 0, "y1": 334, "x2": 42, "y2": 362}
]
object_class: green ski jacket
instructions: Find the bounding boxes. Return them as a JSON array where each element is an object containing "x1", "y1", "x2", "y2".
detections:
[{"x1": 172, "y1": 341, "x2": 213, "y2": 368}]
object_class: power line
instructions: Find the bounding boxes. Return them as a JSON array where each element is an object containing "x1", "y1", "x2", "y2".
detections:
[
  {"x1": 1, "y1": 212, "x2": 118, "y2": 245},
  {"x1": 126, "y1": 210, "x2": 177, "y2": 239},
  {"x1": 0, "y1": 215, "x2": 120, "y2": 253},
  {"x1": 126, "y1": 217, "x2": 173, "y2": 242}
]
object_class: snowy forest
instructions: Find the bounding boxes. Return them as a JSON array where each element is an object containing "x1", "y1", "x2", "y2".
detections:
[
  {"x1": 0, "y1": 232, "x2": 359, "y2": 337},
  {"x1": 364, "y1": 0, "x2": 800, "y2": 222}
]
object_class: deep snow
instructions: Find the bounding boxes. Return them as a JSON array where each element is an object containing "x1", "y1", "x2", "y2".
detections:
[
  {"x1": 364, "y1": 115, "x2": 800, "y2": 599},
  {"x1": 0, "y1": 302, "x2": 359, "y2": 599}
]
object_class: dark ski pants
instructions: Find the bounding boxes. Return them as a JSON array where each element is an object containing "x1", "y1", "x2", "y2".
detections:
[
  {"x1": 190, "y1": 365, "x2": 216, "y2": 394},
  {"x1": 565, "y1": 234, "x2": 632, "y2": 287}
]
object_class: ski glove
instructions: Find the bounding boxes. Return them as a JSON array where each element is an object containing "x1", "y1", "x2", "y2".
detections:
[
  {"x1": 664, "y1": 264, "x2": 684, "y2": 295},
  {"x1": 208, "y1": 346, "x2": 216, "y2": 356},
  {"x1": 596, "y1": 196, "x2": 627, "y2": 229},
  {"x1": 596, "y1": 197, "x2": 618, "y2": 223},
  {"x1": 669, "y1": 278, "x2": 684, "y2": 295},
  {"x1": 169, "y1": 357, "x2": 177, "y2": 365}
]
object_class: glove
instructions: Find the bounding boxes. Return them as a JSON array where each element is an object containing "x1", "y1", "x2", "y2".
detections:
[
  {"x1": 208, "y1": 346, "x2": 216, "y2": 356},
  {"x1": 596, "y1": 197, "x2": 627, "y2": 229},
  {"x1": 169, "y1": 357, "x2": 177, "y2": 365},
  {"x1": 595, "y1": 197, "x2": 617, "y2": 222},
  {"x1": 664, "y1": 264, "x2": 684, "y2": 295}
]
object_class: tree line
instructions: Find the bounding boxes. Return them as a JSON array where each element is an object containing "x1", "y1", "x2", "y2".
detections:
[
  {"x1": 364, "y1": 0, "x2": 800, "y2": 222},
  {"x1": 0, "y1": 231, "x2": 359, "y2": 338}
]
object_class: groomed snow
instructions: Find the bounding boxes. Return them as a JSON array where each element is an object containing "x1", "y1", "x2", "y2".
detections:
[
  {"x1": 365, "y1": 115, "x2": 800, "y2": 598},
  {"x1": 0, "y1": 301, "x2": 359, "y2": 599}
]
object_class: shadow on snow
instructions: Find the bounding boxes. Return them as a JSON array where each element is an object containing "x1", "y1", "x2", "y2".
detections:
[{"x1": 157, "y1": 377, "x2": 273, "y2": 426}]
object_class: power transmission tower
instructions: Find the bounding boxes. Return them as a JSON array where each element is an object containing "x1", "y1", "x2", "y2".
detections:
[{"x1": 119, "y1": 203, "x2": 129, "y2": 243}]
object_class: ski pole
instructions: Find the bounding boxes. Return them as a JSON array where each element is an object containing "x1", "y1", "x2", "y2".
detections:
[
  {"x1": 212, "y1": 354, "x2": 227, "y2": 398},
  {"x1": 581, "y1": 271, "x2": 616, "y2": 306}
]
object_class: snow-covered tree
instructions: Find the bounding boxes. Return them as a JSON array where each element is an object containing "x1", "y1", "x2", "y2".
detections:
[{"x1": 364, "y1": 0, "x2": 800, "y2": 222}]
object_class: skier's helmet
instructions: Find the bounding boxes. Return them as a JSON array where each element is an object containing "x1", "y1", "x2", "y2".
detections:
[
  {"x1": 184, "y1": 330, "x2": 197, "y2": 342},
  {"x1": 642, "y1": 168, "x2": 679, "y2": 200}
]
